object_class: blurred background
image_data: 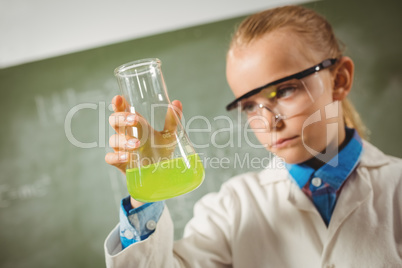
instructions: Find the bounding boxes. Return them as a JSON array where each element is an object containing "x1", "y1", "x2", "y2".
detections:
[{"x1": 0, "y1": 0, "x2": 401, "y2": 267}]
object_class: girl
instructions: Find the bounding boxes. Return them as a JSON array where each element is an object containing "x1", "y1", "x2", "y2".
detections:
[{"x1": 104, "y1": 5, "x2": 402, "y2": 267}]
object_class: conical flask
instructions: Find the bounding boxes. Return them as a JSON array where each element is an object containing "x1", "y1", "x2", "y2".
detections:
[{"x1": 114, "y1": 58, "x2": 205, "y2": 202}]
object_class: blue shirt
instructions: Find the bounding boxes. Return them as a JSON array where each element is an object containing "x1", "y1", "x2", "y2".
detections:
[
  {"x1": 119, "y1": 197, "x2": 164, "y2": 249},
  {"x1": 285, "y1": 128, "x2": 363, "y2": 225}
]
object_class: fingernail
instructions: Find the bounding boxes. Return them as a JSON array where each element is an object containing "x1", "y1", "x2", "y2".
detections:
[
  {"x1": 119, "y1": 153, "x2": 127, "y2": 161},
  {"x1": 126, "y1": 115, "x2": 136, "y2": 125},
  {"x1": 126, "y1": 139, "x2": 139, "y2": 148}
]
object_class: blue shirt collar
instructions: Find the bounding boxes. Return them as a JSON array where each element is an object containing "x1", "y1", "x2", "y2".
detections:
[{"x1": 285, "y1": 128, "x2": 363, "y2": 190}]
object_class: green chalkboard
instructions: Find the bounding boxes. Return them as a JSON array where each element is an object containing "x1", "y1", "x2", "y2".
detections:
[{"x1": 0, "y1": 0, "x2": 401, "y2": 267}]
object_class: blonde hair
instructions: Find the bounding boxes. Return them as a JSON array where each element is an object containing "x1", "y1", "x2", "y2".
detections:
[{"x1": 229, "y1": 5, "x2": 368, "y2": 139}]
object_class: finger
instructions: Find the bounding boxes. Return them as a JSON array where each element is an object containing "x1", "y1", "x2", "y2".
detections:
[
  {"x1": 109, "y1": 112, "x2": 138, "y2": 134},
  {"x1": 108, "y1": 111, "x2": 151, "y2": 146},
  {"x1": 109, "y1": 134, "x2": 140, "y2": 151},
  {"x1": 163, "y1": 100, "x2": 183, "y2": 133},
  {"x1": 124, "y1": 113, "x2": 150, "y2": 140},
  {"x1": 105, "y1": 151, "x2": 128, "y2": 174},
  {"x1": 112, "y1": 95, "x2": 129, "y2": 112}
]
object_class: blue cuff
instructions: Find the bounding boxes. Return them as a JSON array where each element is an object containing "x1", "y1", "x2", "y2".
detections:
[{"x1": 119, "y1": 196, "x2": 164, "y2": 249}]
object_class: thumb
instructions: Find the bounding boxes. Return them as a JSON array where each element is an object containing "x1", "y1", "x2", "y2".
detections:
[{"x1": 163, "y1": 100, "x2": 183, "y2": 133}]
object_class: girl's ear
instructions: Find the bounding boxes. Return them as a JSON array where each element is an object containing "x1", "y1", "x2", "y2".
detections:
[{"x1": 332, "y1": 56, "x2": 354, "y2": 101}]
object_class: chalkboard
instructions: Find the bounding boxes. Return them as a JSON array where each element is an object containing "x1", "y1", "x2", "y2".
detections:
[{"x1": 0, "y1": 0, "x2": 401, "y2": 267}]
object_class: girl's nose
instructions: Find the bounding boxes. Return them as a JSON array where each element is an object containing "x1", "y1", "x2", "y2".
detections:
[
  {"x1": 259, "y1": 106, "x2": 285, "y2": 131},
  {"x1": 273, "y1": 117, "x2": 285, "y2": 130}
]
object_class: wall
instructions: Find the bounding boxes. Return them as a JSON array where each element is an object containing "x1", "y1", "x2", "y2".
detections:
[{"x1": 0, "y1": 0, "x2": 312, "y2": 68}]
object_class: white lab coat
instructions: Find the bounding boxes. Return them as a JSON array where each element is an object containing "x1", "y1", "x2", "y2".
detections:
[{"x1": 104, "y1": 141, "x2": 402, "y2": 267}]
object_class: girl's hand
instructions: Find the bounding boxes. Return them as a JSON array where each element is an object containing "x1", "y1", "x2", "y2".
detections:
[
  {"x1": 104, "y1": 95, "x2": 183, "y2": 208},
  {"x1": 105, "y1": 95, "x2": 183, "y2": 173}
]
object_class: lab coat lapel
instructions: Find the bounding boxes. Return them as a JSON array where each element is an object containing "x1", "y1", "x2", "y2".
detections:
[
  {"x1": 326, "y1": 140, "x2": 389, "y2": 242},
  {"x1": 287, "y1": 177, "x2": 329, "y2": 247},
  {"x1": 287, "y1": 180, "x2": 318, "y2": 214},
  {"x1": 325, "y1": 170, "x2": 373, "y2": 251}
]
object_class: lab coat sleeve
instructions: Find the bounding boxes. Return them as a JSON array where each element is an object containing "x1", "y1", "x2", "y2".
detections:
[
  {"x1": 104, "y1": 183, "x2": 236, "y2": 268},
  {"x1": 105, "y1": 204, "x2": 177, "y2": 267}
]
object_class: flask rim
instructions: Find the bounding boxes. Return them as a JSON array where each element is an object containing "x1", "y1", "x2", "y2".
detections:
[{"x1": 114, "y1": 58, "x2": 161, "y2": 77}]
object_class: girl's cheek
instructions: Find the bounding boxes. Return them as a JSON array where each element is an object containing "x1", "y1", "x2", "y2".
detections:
[
  {"x1": 254, "y1": 132, "x2": 272, "y2": 148},
  {"x1": 248, "y1": 116, "x2": 272, "y2": 131}
]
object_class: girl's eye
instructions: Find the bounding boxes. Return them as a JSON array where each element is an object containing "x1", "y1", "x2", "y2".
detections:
[
  {"x1": 241, "y1": 102, "x2": 258, "y2": 114},
  {"x1": 276, "y1": 85, "x2": 298, "y2": 99}
]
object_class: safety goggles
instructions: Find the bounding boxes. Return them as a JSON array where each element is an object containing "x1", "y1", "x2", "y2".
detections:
[{"x1": 226, "y1": 58, "x2": 337, "y2": 121}]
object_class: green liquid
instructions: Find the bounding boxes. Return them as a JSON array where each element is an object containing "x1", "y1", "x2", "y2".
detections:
[{"x1": 126, "y1": 154, "x2": 205, "y2": 202}]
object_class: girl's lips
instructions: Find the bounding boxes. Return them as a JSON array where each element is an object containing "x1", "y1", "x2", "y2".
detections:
[{"x1": 271, "y1": 136, "x2": 299, "y2": 148}]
